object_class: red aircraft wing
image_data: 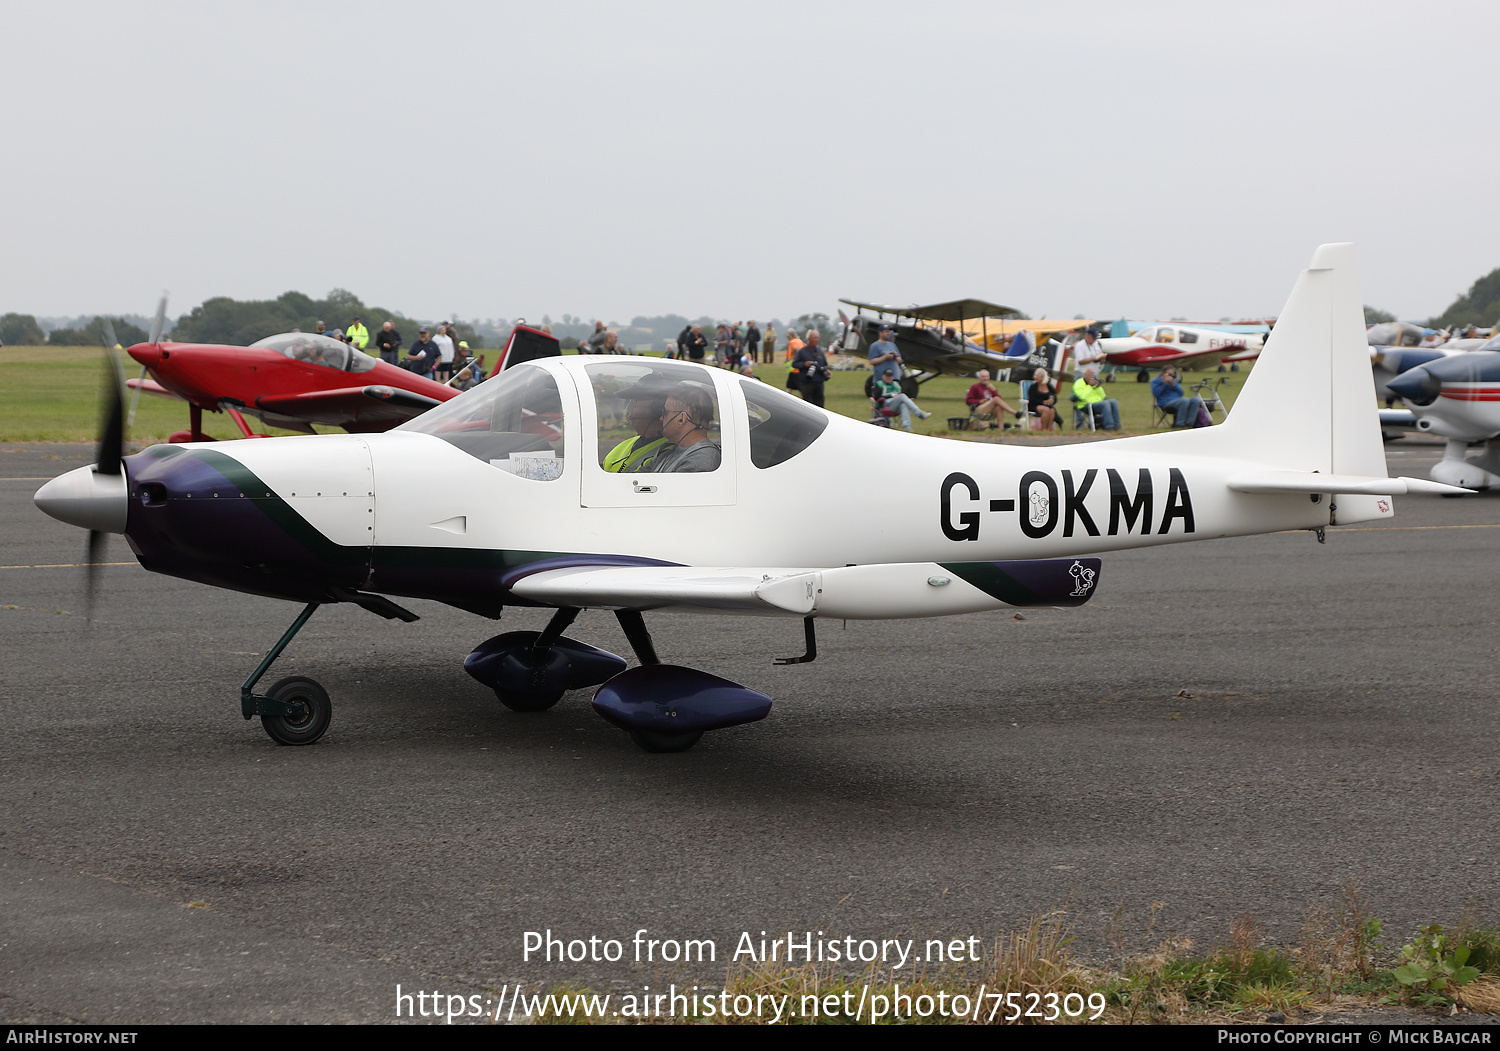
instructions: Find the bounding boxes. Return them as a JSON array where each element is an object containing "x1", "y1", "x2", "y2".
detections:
[{"x1": 254, "y1": 385, "x2": 443, "y2": 431}]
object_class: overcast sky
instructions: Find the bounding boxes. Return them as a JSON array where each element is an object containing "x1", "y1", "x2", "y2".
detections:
[{"x1": 3, "y1": 0, "x2": 1495, "y2": 327}]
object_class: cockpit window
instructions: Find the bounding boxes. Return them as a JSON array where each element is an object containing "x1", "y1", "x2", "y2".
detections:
[
  {"x1": 395, "y1": 364, "x2": 564, "y2": 479},
  {"x1": 1178, "y1": 329, "x2": 1198, "y2": 344},
  {"x1": 740, "y1": 379, "x2": 827, "y2": 468},
  {"x1": 586, "y1": 361, "x2": 722, "y2": 473},
  {"x1": 250, "y1": 332, "x2": 378, "y2": 373}
]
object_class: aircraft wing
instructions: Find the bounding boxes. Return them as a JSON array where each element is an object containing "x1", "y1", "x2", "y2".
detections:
[
  {"x1": 506, "y1": 558, "x2": 1101, "y2": 619},
  {"x1": 840, "y1": 298, "x2": 1019, "y2": 321},
  {"x1": 126, "y1": 377, "x2": 185, "y2": 401},
  {"x1": 254, "y1": 385, "x2": 443, "y2": 426}
]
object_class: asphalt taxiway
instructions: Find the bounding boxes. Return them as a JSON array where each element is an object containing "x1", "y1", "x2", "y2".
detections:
[{"x1": 2, "y1": 440, "x2": 1497, "y2": 1022}]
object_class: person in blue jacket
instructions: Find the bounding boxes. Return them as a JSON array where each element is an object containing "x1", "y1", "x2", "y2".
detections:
[{"x1": 1151, "y1": 366, "x2": 1204, "y2": 428}]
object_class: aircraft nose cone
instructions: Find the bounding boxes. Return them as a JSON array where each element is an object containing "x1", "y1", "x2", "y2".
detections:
[
  {"x1": 127, "y1": 343, "x2": 161, "y2": 367},
  {"x1": 1386, "y1": 366, "x2": 1440, "y2": 406},
  {"x1": 34, "y1": 465, "x2": 128, "y2": 533}
]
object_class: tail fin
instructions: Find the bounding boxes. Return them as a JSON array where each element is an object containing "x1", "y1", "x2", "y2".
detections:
[{"x1": 1215, "y1": 243, "x2": 1385, "y2": 478}]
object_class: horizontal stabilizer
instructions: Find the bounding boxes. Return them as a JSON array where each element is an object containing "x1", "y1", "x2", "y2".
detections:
[{"x1": 1226, "y1": 470, "x2": 1470, "y2": 496}]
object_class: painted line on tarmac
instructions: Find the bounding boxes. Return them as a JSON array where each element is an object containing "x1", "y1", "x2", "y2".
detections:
[{"x1": 0, "y1": 560, "x2": 138, "y2": 569}]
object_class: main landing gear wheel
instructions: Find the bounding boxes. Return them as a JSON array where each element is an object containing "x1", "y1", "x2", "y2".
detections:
[
  {"x1": 494, "y1": 686, "x2": 565, "y2": 712},
  {"x1": 261, "y1": 676, "x2": 332, "y2": 746},
  {"x1": 628, "y1": 729, "x2": 704, "y2": 753}
]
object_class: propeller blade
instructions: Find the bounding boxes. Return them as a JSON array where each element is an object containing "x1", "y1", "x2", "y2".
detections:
[
  {"x1": 85, "y1": 528, "x2": 105, "y2": 623},
  {"x1": 97, "y1": 342, "x2": 126, "y2": 476},
  {"x1": 147, "y1": 292, "x2": 168, "y2": 345},
  {"x1": 126, "y1": 364, "x2": 146, "y2": 426},
  {"x1": 101, "y1": 317, "x2": 118, "y2": 352}
]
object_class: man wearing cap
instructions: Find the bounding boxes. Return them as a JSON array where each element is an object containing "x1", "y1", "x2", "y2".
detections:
[
  {"x1": 1074, "y1": 327, "x2": 1108, "y2": 377},
  {"x1": 869, "y1": 325, "x2": 903, "y2": 385},
  {"x1": 603, "y1": 384, "x2": 672, "y2": 473},
  {"x1": 405, "y1": 327, "x2": 440, "y2": 376}
]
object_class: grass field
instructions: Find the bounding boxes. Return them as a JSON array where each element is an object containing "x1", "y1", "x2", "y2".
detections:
[{"x1": 0, "y1": 345, "x2": 1253, "y2": 444}]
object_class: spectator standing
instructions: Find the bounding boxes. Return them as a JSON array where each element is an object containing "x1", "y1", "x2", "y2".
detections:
[
  {"x1": 586, "y1": 321, "x2": 608, "y2": 353},
  {"x1": 868, "y1": 324, "x2": 903, "y2": 384},
  {"x1": 432, "y1": 322, "x2": 456, "y2": 382},
  {"x1": 346, "y1": 317, "x2": 369, "y2": 351},
  {"x1": 762, "y1": 322, "x2": 776, "y2": 364},
  {"x1": 406, "y1": 327, "x2": 440, "y2": 376},
  {"x1": 681, "y1": 323, "x2": 707, "y2": 363},
  {"x1": 792, "y1": 330, "x2": 830, "y2": 407},
  {"x1": 376, "y1": 320, "x2": 402, "y2": 364},
  {"x1": 784, "y1": 328, "x2": 805, "y2": 391},
  {"x1": 745, "y1": 321, "x2": 761, "y2": 368},
  {"x1": 1073, "y1": 327, "x2": 1109, "y2": 380}
]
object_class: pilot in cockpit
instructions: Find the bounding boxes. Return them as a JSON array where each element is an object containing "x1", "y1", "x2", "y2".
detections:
[
  {"x1": 648, "y1": 384, "x2": 721, "y2": 473},
  {"x1": 603, "y1": 384, "x2": 671, "y2": 473}
]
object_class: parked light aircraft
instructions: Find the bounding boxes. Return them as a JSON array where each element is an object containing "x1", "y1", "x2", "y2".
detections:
[
  {"x1": 1385, "y1": 339, "x2": 1500, "y2": 489},
  {"x1": 35, "y1": 245, "x2": 1460, "y2": 753},
  {"x1": 1094, "y1": 323, "x2": 1263, "y2": 371},
  {"x1": 127, "y1": 317, "x2": 560, "y2": 442}
]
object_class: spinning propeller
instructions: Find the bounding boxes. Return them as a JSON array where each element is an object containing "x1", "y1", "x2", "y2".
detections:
[
  {"x1": 126, "y1": 293, "x2": 168, "y2": 426},
  {"x1": 84, "y1": 321, "x2": 130, "y2": 619}
]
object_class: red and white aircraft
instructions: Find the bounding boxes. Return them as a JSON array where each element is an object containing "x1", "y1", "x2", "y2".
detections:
[{"x1": 1092, "y1": 323, "x2": 1263, "y2": 371}]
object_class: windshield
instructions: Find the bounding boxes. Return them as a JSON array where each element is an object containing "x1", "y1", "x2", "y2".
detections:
[
  {"x1": 396, "y1": 364, "x2": 565, "y2": 479},
  {"x1": 250, "y1": 332, "x2": 377, "y2": 373}
]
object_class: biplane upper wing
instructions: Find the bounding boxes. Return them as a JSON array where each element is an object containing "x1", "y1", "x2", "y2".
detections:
[{"x1": 840, "y1": 298, "x2": 1020, "y2": 321}]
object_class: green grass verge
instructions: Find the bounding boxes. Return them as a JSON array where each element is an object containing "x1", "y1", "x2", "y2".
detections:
[{"x1": 0, "y1": 345, "x2": 1253, "y2": 444}]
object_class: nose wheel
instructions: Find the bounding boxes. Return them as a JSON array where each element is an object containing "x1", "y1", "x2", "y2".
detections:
[{"x1": 260, "y1": 676, "x2": 332, "y2": 745}]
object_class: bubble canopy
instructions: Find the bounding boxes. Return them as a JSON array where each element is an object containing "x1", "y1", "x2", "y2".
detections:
[
  {"x1": 250, "y1": 332, "x2": 377, "y2": 373},
  {"x1": 396, "y1": 363, "x2": 565, "y2": 479}
]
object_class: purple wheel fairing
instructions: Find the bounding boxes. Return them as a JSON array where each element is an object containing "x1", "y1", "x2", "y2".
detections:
[{"x1": 592, "y1": 666, "x2": 771, "y2": 735}]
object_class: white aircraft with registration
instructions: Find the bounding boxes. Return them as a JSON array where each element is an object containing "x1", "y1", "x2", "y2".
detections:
[
  {"x1": 34, "y1": 244, "x2": 1462, "y2": 753},
  {"x1": 1094, "y1": 322, "x2": 1265, "y2": 371}
]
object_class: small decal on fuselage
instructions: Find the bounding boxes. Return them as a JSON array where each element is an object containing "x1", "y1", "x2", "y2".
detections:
[{"x1": 940, "y1": 469, "x2": 1195, "y2": 542}]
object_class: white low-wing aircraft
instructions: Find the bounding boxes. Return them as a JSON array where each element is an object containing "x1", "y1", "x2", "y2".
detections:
[{"x1": 35, "y1": 244, "x2": 1461, "y2": 752}]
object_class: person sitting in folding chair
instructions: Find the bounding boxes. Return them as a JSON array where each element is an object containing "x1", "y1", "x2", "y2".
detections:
[
  {"x1": 1026, "y1": 369, "x2": 1059, "y2": 431},
  {"x1": 965, "y1": 370, "x2": 1021, "y2": 430},
  {"x1": 872, "y1": 372, "x2": 931, "y2": 431},
  {"x1": 1071, "y1": 366, "x2": 1121, "y2": 431}
]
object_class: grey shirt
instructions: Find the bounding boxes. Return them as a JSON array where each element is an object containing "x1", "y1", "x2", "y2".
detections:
[{"x1": 651, "y1": 439, "x2": 722, "y2": 473}]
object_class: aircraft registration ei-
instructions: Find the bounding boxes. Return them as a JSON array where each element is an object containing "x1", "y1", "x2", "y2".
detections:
[{"x1": 34, "y1": 244, "x2": 1463, "y2": 753}]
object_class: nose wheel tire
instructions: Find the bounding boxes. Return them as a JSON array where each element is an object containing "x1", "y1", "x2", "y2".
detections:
[
  {"x1": 494, "y1": 687, "x2": 565, "y2": 712},
  {"x1": 260, "y1": 676, "x2": 332, "y2": 745},
  {"x1": 628, "y1": 729, "x2": 704, "y2": 753}
]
